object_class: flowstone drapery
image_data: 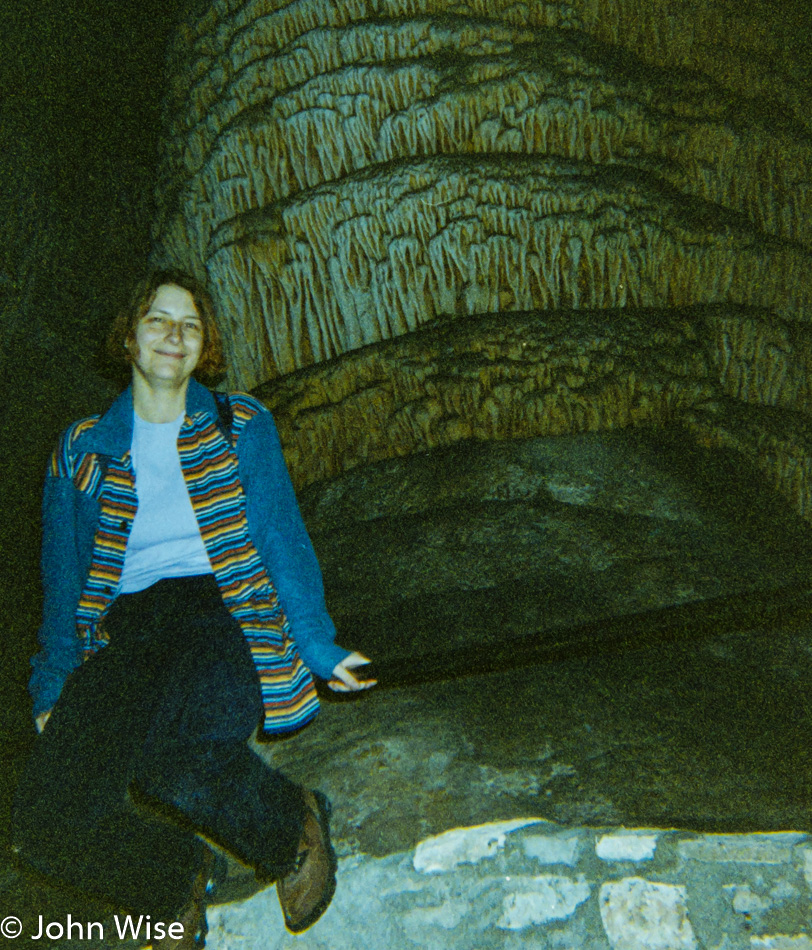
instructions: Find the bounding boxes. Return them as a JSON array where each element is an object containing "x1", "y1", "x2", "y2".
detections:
[{"x1": 151, "y1": 0, "x2": 812, "y2": 523}]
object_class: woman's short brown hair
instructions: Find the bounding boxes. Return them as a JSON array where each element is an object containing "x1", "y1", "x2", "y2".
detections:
[{"x1": 106, "y1": 269, "x2": 226, "y2": 383}]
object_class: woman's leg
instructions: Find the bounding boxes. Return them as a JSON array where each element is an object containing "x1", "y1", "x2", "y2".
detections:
[
  {"x1": 130, "y1": 576, "x2": 336, "y2": 934},
  {"x1": 12, "y1": 589, "x2": 206, "y2": 918},
  {"x1": 132, "y1": 576, "x2": 306, "y2": 880},
  {"x1": 14, "y1": 575, "x2": 319, "y2": 921}
]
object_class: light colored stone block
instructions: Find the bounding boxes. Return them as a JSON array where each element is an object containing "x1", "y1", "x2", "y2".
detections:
[
  {"x1": 207, "y1": 887, "x2": 288, "y2": 950},
  {"x1": 523, "y1": 834, "x2": 582, "y2": 866},
  {"x1": 403, "y1": 901, "x2": 469, "y2": 931},
  {"x1": 770, "y1": 878, "x2": 802, "y2": 903},
  {"x1": 413, "y1": 819, "x2": 541, "y2": 873},
  {"x1": 801, "y1": 848, "x2": 812, "y2": 889},
  {"x1": 600, "y1": 878, "x2": 697, "y2": 950},
  {"x1": 750, "y1": 937, "x2": 812, "y2": 950},
  {"x1": 596, "y1": 833, "x2": 659, "y2": 862},
  {"x1": 678, "y1": 833, "x2": 806, "y2": 865},
  {"x1": 723, "y1": 884, "x2": 771, "y2": 915},
  {"x1": 498, "y1": 875, "x2": 591, "y2": 929}
]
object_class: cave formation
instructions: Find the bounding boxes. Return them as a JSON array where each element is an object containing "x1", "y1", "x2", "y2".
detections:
[
  {"x1": 151, "y1": 0, "x2": 812, "y2": 536},
  {"x1": 141, "y1": 0, "x2": 812, "y2": 899},
  {"x1": 4, "y1": 2, "x2": 812, "y2": 934}
]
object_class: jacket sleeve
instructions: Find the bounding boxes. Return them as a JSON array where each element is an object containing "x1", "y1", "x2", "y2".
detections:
[
  {"x1": 28, "y1": 471, "x2": 89, "y2": 718},
  {"x1": 238, "y1": 405, "x2": 349, "y2": 680}
]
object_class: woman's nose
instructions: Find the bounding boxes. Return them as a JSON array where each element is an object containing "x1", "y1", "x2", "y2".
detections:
[{"x1": 165, "y1": 320, "x2": 183, "y2": 342}]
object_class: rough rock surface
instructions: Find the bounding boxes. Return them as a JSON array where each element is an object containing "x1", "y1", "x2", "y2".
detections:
[
  {"x1": 575, "y1": 0, "x2": 812, "y2": 135},
  {"x1": 257, "y1": 305, "x2": 812, "y2": 524},
  {"x1": 205, "y1": 159, "x2": 808, "y2": 388},
  {"x1": 151, "y1": 0, "x2": 812, "y2": 385},
  {"x1": 151, "y1": 0, "x2": 812, "y2": 527},
  {"x1": 257, "y1": 307, "x2": 715, "y2": 487},
  {"x1": 212, "y1": 610, "x2": 812, "y2": 946},
  {"x1": 298, "y1": 428, "x2": 812, "y2": 662}
]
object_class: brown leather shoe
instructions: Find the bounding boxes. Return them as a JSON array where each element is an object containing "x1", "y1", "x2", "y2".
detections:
[
  {"x1": 153, "y1": 846, "x2": 215, "y2": 949},
  {"x1": 276, "y1": 789, "x2": 337, "y2": 933}
]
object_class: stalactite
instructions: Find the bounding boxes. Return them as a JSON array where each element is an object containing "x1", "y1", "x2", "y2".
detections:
[
  {"x1": 151, "y1": 0, "x2": 812, "y2": 523},
  {"x1": 155, "y1": 16, "x2": 812, "y2": 297},
  {"x1": 194, "y1": 153, "x2": 812, "y2": 391}
]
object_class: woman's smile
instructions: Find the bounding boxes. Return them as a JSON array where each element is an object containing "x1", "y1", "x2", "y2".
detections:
[{"x1": 130, "y1": 284, "x2": 203, "y2": 389}]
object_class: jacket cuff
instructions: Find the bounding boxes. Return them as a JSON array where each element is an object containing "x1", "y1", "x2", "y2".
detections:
[
  {"x1": 29, "y1": 655, "x2": 78, "y2": 720},
  {"x1": 295, "y1": 638, "x2": 351, "y2": 681},
  {"x1": 30, "y1": 671, "x2": 69, "y2": 720}
]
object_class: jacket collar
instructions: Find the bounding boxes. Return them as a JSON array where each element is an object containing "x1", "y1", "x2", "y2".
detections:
[{"x1": 74, "y1": 379, "x2": 218, "y2": 458}]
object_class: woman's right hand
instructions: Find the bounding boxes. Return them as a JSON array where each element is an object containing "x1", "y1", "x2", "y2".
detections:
[
  {"x1": 35, "y1": 710, "x2": 52, "y2": 733},
  {"x1": 328, "y1": 652, "x2": 377, "y2": 692}
]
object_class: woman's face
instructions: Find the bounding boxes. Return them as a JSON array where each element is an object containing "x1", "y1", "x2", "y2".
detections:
[{"x1": 130, "y1": 284, "x2": 204, "y2": 389}]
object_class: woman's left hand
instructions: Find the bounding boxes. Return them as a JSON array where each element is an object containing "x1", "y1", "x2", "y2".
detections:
[{"x1": 328, "y1": 652, "x2": 377, "y2": 692}]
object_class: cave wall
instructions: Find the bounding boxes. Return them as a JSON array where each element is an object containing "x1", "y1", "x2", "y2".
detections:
[{"x1": 150, "y1": 0, "x2": 812, "y2": 522}]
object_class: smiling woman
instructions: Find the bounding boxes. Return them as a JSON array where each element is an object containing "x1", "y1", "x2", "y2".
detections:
[
  {"x1": 130, "y1": 284, "x2": 205, "y2": 415},
  {"x1": 12, "y1": 269, "x2": 375, "y2": 948},
  {"x1": 109, "y1": 270, "x2": 225, "y2": 393}
]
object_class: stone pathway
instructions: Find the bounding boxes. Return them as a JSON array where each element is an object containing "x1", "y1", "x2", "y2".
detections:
[{"x1": 207, "y1": 821, "x2": 812, "y2": 949}]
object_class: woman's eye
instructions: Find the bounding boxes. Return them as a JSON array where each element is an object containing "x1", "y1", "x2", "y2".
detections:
[{"x1": 185, "y1": 322, "x2": 202, "y2": 332}]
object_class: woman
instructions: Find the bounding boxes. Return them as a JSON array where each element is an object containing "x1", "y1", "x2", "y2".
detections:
[{"x1": 13, "y1": 270, "x2": 375, "y2": 946}]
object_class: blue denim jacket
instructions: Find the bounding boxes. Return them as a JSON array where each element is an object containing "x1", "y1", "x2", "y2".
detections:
[{"x1": 30, "y1": 379, "x2": 349, "y2": 718}]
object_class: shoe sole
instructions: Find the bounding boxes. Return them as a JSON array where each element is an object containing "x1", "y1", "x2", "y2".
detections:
[{"x1": 284, "y1": 790, "x2": 338, "y2": 934}]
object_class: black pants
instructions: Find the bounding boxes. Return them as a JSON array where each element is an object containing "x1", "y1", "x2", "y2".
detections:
[{"x1": 12, "y1": 575, "x2": 307, "y2": 919}]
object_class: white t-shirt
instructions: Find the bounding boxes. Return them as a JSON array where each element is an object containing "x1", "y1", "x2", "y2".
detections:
[{"x1": 119, "y1": 411, "x2": 213, "y2": 593}]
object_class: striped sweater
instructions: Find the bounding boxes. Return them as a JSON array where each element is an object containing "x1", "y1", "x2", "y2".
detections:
[{"x1": 31, "y1": 381, "x2": 349, "y2": 734}]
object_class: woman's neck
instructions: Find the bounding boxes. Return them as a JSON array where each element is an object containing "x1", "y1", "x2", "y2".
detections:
[{"x1": 132, "y1": 374, "x2": 190, "y2": 423}]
